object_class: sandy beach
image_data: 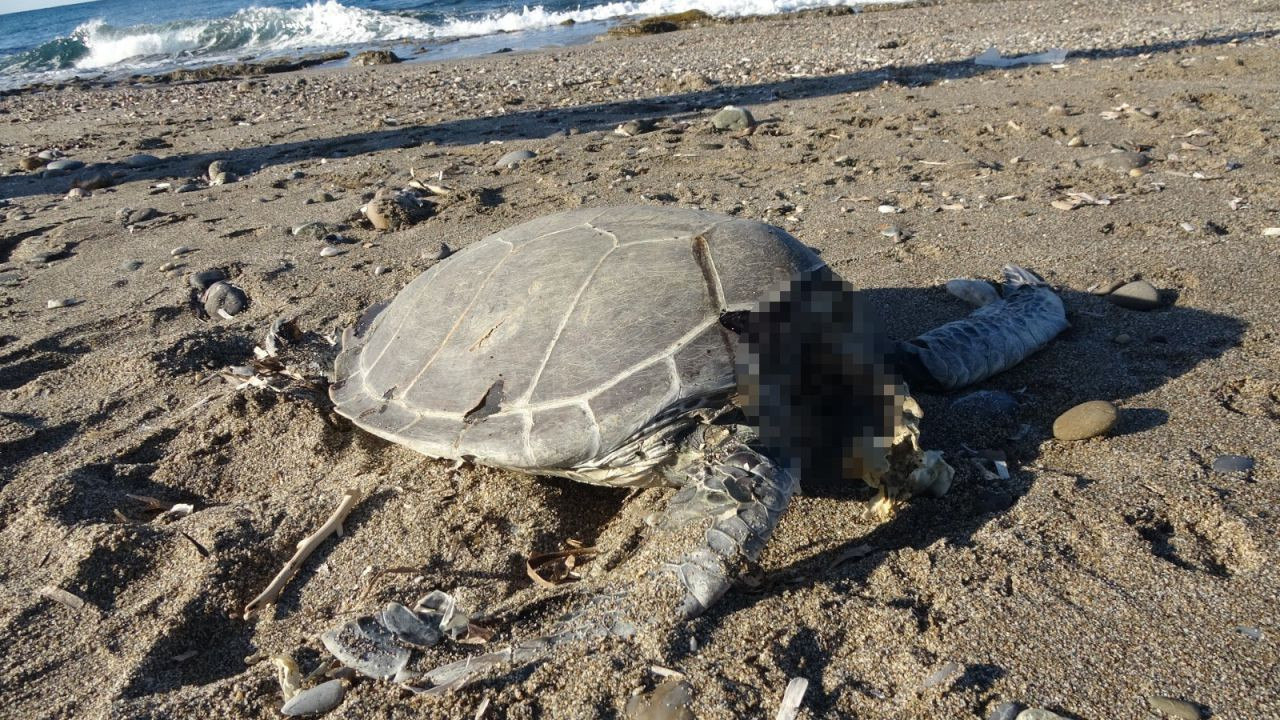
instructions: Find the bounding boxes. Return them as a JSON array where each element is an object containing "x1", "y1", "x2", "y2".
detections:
[{"x1": 1, "y1": 0, "x2": 1278, "y2": 717}]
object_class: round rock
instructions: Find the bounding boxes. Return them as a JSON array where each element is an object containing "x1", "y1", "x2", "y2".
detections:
[
  {"x1": 124, "y1": 153, "x2": 160, "y2": 168},
  {"x1": 1053, "y1": 400, "x2": 1118, "y2": 441},
  {"x1": 711, "y1": 105, "x2": 755, "y2": 131},
  {"x1": 45, "y1": 159, "x2": 84, "y2": 173},
  {"x1": 189, "y1": 268, "x2": 226, "y2": 291},
  {"x1": 1107, "y1": 280, "x2": 1161, "y2": 310},
  {"x1": 494, "y1": 149, "x2": 536, "y2": 169},
  {"x1": 1211, "y1": 454, "x2": 1254, "y2": 474},
  {"x1": 203, "y1": 282, "x2": 248, "y2": 318}
]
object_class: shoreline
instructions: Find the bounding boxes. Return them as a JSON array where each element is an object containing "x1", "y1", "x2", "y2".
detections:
[{"x1": 1, "y1": 0, "x2": 1277, "y2": 718}]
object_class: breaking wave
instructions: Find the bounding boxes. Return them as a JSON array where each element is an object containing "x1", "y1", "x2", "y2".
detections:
[{"x1": 1, "y1": 0, "x2": 895, "y2": 77}]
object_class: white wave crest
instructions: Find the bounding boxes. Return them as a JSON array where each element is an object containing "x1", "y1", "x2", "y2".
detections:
[
  {"x1": 72, "y1": 1, "x2": 432, "y2": 69},
  {"x1": 64, "y1": 0, "x2": 906, "y2": 72},
  {"x1": 434, "y1": 0, "x2": 891, "y2": 38}
]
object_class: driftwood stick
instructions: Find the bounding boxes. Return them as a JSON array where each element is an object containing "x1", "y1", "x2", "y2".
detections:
[{"x1": 244, "y1": 488, "x2": 361, "y2": 620}]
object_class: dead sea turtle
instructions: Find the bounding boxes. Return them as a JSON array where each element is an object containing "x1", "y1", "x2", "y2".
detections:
[{"x1": 326, "y1": 205, "x2": 1067, "y2": 690}]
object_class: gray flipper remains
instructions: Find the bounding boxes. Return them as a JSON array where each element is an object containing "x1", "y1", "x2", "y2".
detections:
[
  {"x1": 325, "y1": 429, "x2": 796, "y2": 692},
  {"x1": 896, "y1": 265, "x2": 1068, "y2": 390}
]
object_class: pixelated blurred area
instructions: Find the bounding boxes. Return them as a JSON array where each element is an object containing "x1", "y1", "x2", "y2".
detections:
[{"x1": 737, "y1": 267, "x2": 901, "y2": 493}]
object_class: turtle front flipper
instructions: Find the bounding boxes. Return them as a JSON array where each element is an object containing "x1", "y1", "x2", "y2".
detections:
[
  {"x1": 895, "y1": 265, "x2": 1068, "y2": 390},
  {"x1": 661, "y1": 428, "x2": 797, "y2": 618}
]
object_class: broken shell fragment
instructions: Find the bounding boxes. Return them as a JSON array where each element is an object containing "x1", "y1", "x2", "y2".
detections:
[
  {"x1": 321, "y1": 617, "x2": 410, "y2": 681},
  {"x1": 280, "y1": 679, "x2": 346, "y2": 716},
  {"x1": 380, "y1": 602, "x2": 443, "y2": 648}
]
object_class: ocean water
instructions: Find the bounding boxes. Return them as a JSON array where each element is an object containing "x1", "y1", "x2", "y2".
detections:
[{"x1": 0, "y1": 0, "x2": 895, "y2": 89}]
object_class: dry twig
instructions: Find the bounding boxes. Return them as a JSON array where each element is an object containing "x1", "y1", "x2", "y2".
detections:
[{"x1": 243, "y1": 488, "x2": 361, "y2": 619}]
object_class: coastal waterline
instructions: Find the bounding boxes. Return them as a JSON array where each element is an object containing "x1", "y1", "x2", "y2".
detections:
[{"x1": 0, "y1": 0, "x2": 905, "y2": 89}]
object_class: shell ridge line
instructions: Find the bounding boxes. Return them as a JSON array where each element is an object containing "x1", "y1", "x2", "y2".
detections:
[
  {"x1": 518, "y1": 226, "x2": 620, "y2": 406},
  {"x1": 398, "y1": 238, "x2": 515, "y2": 399},
  {"x1": 520, "y1": 409, "x2": 535, "y2": 466},
  {"x1": 693, "y1": 222, "x2": 729, "y2": 311},
  {"x1": 579, "y1": 399, "x2": 602, "y2": 459},
  {"x1": 372, "y1": 303, "x2": 756, "y2": 421},
  {"x1": 361, "y1": 260, "x2": 445, "y2": 385}
]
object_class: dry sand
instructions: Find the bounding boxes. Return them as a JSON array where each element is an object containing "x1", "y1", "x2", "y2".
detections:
[{"x1": 1, "y1": 0, "x2": 1278, "y2": 717}]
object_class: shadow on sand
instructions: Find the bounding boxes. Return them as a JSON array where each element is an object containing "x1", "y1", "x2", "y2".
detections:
[{"x1": 2, "y1": 29, "x2": 1275, "y2": 201}]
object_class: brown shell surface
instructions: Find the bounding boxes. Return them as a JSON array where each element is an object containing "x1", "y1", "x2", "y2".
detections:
[{"x1": 331, "y1": 206, "x2": 823, "y2": 471}]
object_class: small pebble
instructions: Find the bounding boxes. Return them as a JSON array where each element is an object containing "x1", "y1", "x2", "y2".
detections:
[
  {"x1": 46, "y1": 298, "x2": 78, "y2": 309},
  {"x1": 158, "y1": 261, "x2": 178, "y2": 272},
  {"x1": 1114, "y1": 333, "x2": 1132, "y2": 345},
  {"x1": 188, "y1": 268, "x2": 226, "y2": 291},
  {"x1": 1083, "y1": 150, "x2": 1150, "y2": 173},
  {"x1": 877, "y1": 204, "x2": 902, "y2": 214},
  {"x1": 211, "y1": 171, "x2": 237, "y2": 185},
  {"x1": 1236, "y1": 625, "x2": 1262, "y2": 640},
  {"x1": 170, "y1": 246, "x2": 193, "y2": 257},
  {"x1": 19, "y1": 156, "x2": 46, "y2": 171},
  {"x1": 615, "y1": 118, "x2": 657, "y2": 136},
  {"x1": 710, "y1": 105, "x2": 754, "y2": 131},
  {"x1": 66, "y1": 187, "x2": 87, "y2": 198},
  {"x1": 320, "y1": 246, "x2": 343, "y2": 257},
  {"x1": 494, "y1": 149, "x2": 536, "y2": 168},
  {"x1": 1053, "y1": 400, "x2": 1119, "y2": 441},
  {"x1": 280, "y1": 679, "x2": 346, "y2": 716},
  {"x1": 1147, "y1": 695, "x2": 1202, "y2": 720},
  {"x1": 207, "y1": 160, "x2": 229, "y2": 180},
  {"x1": 1211, "y1": 454, "x2": 1254, "y2": 474},
  {"x1": 174, "y1": 182, "x2": 201, "y2": 193},
  {"x1": 292, "y1": 222, "x2": 332, "y2": 240},
  {"x1": 120, "y1": 259, "x2": 144, "y2": 271},
  {"x1": 203, "y1": 282, "x2": 248, "y2": 318},
  {"x1": 372, "y1": 265, "x2": 390, "y2": 276},
  {"x1": 1107, "y1": 279, "x2": 1161, "y2": 310},
  {"x1": 127, "y1": 207, "x2": 160, "y2": 225}
]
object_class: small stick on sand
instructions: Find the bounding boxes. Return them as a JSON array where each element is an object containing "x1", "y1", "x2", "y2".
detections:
[{"x1": 243, "y1": 488, "x2": 361, "y2": 620}]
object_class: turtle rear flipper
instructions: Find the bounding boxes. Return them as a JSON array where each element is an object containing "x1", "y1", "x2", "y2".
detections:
[
  {"x1": 351, "y1": 431, "x2": 795, "y2": 692},
  {"x1": 897, "y1": 265, "x2": 1068, "y2": 390}
]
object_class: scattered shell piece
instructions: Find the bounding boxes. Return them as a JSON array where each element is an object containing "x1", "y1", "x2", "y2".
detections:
[
  {"x1": 273, "y1": 654, "x2": 303, "y2": 700},
  {"x1": 170, "y1": 246, "x2": 193, "y2": 257},
  {"x1": 877, "y1": 204, "x2": 902, "y2": 214},
  {"x1": 776, "y1": 677, "x2": 808, "y2": 720},
  {"x1": 988, "y1": 702, "x2": 1021, "y2": 720},
  {"x1": 624, "y1": 679, "x2": 695, "y2": 720},
  {"x1": 281, "y1": 679, "x2": 346, "y2": 716},
  {"x1": 380, "y1": 602, "x2": 443, "y2": 648},
  {"x1": 320, "y1": 246, "x2": 343, "y2": 257},
  {"x1": 1015, "y1": 710, "x2": 1066, "y2": 720},
  {"x1": 922, "y1": 661, "x2": 962, "y2": 689},
  {"x1": 1211, "y1": 454, "x2": 1254, "y2": 474},
  {"x1": 1261, "y1": 228, "x2": 1280, "y2": 237},
  {"x1": 372, "y1": 265, "x2": 390, "y2": 276},
  {"x1": 46, "y1": 298, "x2": 79, "y2": 309},
  {"x1": 494, "y1": 149, "x2": 536, "y2": 169},
  {"x1": 321, "y1": 618, "x2": 410, "y2": 681},
  {"x1": 38, "y1": 585, "x2": 86, "y2": 611}
]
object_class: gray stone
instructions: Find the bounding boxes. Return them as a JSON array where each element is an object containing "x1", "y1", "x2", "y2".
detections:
[
  {"x1": 127, "y1": 207, "x2": 161, "y2": 225},
  {"x1": 366, "y1": 190, "x2": 432, "y2": 231},
  {"x1": 1147, "y1": 696, "x2": 1202, "y2": 720},
  {"x1": 189, "y1": 268, "x2": 226, "y2": 291},
  {"x1": 203, "y1": 282, "x2": 248, "y2": 319},
  {"x1": 120, "y1": 260, "x2": 144, "y2": 271},
  {"x1": 280, "y1": 679, "x2": 346, "y2": 716},
  {"x1": 616, "y1": 118, "x2": 658, "y2": 137},
  {"x1": 1082, "y1": 151, "x2": 1150, "y2": 174},
  {"x1": 1107, "y1": 279, "x2": 1161, "y2": 310},
  {"x1": 207, "y1": 160, "x2": 230, "y2": 181},
  {"x1": 19, "y1": 156, "x2": 46, "y2": 171},
  {"x1": 495, "y1": 149, "x2": 536, "y2": 169},
  {"x1": 124, "y1": 153, "x2": 160, "y2": 168},
  {"x1": 37, "y1": 149, "x2": 59, "y2": 160},
  {"x1": 211, "y1": 171, "x2": 237, "y2": 185},
  {"x1": 1053, "y1": 400, "x2": 1118, "y2": 441},
  {"x1": 1211, "y1": 454, "x2": 1254, "y2": 474},
  {"x1": 175, "y1": 182, "x2": 201, "y2": 193},
  {"x1": 351, "y1": 50, "x2": 402, "y2": 66},
  {"x1": 711, "y1": 105, "x2": 755, "y2": 131},
  {"x1": 45, "y1": 159, "x2": 84, "y2": 173},
  {"x1": 72, "y1": 171, "x2": 114, "y2": 191},
  {"x1": 320, "y1": 245, "x2": 343, "y2": 257}
]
